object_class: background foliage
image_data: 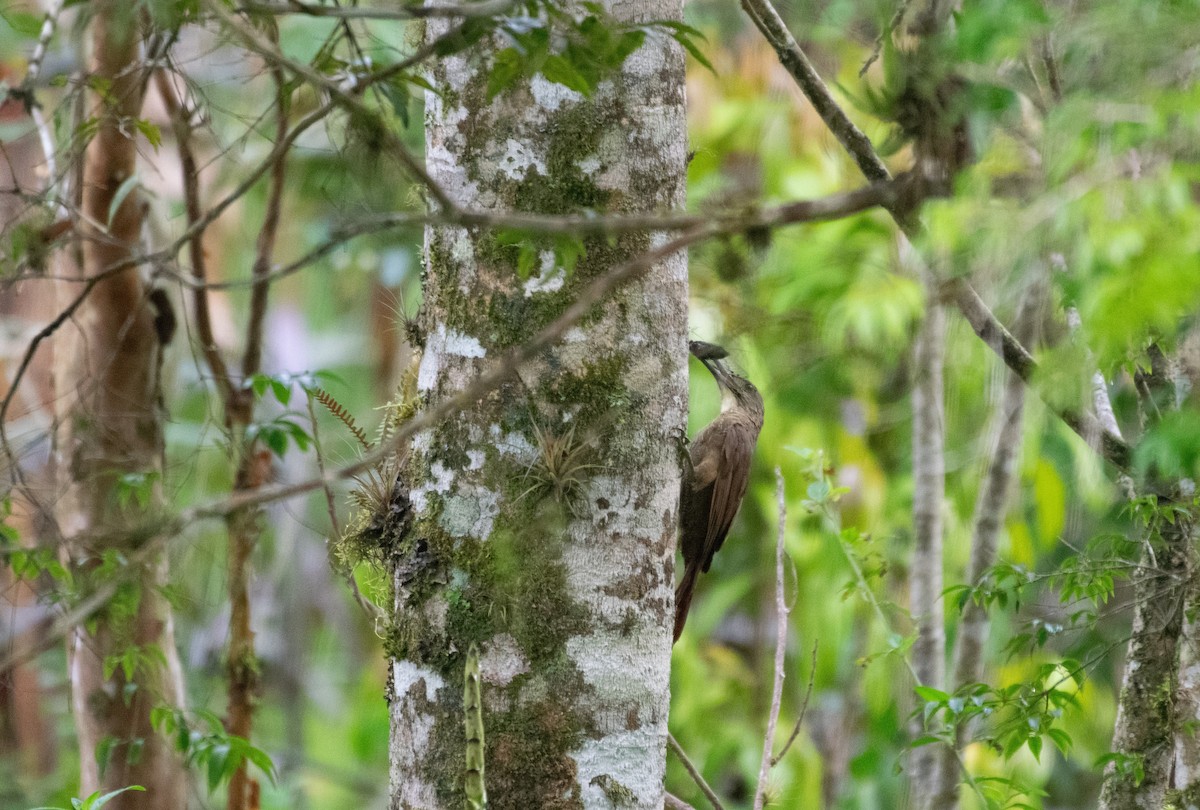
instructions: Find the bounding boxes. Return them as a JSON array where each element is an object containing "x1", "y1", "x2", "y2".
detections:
[{"x1": 3, "y1": 0, "x2": 1200, "y2": 807}]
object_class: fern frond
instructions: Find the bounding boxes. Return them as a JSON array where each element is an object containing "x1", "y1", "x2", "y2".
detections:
[{"x1": 313, "y1": 387, "x2": 372, "y2": 450}]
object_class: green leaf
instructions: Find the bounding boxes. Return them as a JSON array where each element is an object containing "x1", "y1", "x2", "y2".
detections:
[
  {"x1": 913, "y1": 685, "x2": 949, "y2": 704},
  {"x1": 542, "y1": 54, "x2": 593, "y2": 95},
  {"x1": 487, "y1": 48, "x2": 525, "y2": 99},
  {"x1": 85, "y1": 787, "x2": 146, "y2": 810},
  {"x1": 134, "y1": 118, "x2": 162, "y2": 149},
  {"x1": 107, "y1": 174, "x2": 141, "y2": 229},
  {"x1": 0, "y1": 9, "x2": 44, "y2": 37}
]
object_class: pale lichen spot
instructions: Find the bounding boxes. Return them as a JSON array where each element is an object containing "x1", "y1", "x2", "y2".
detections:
[
  {"x1": 523, "y1": 251, "x2": 566, "y2": 297},
  {"x1": 480, "y1": 633, "x2": 532, "y2": 686},
  {"x1": 445, "y1": 328, "x2": 486, "y2": 359},
  {"x1": 529, "y1": 74, "x2": 584, "y2": 111},
  {"x1": 441, "y1": 486, "x2": 500, "y2": 539},
  {"x1": 499, "y1": 137, "x2": 546, "y2": 179},
  {"x1": 490, "y1": 424, "x2": 537, "y2": 460},
  {"x1": 392, "y1": 660, "x2": 446, "y2": 703},
  {"x1": 466, "y1": 449, "x2": 486, "y2": 470},
  {"x1": 573, "y1": 729, "x2": 664, "y2": 810}
]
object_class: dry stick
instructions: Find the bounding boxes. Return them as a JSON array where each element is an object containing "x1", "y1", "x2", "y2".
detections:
[
  {"x1": 235, "y1": 0, "x2": 515, "y2": 19},
  {"x1": 185, "y1": 177, "x2": 904, "y2": 292},
  {"x1": 771, "y1": 638, "x2": 818, "y2": 766},
  {"x1": 665, "y1": 792, "x2": 699, "y2": 810},
  {"x1": 667, "y1": 734, "x2": 727, "y2": 810},
  {"x1": 155, "y1": 70, "x2": 236, "y2": 404},
  {"x1": 752, "y1": 468, "x2": 790, "y2": 810},
  {"x1": 19, "y1": 0, "x2": 66, "y2": 196},
  {"x1": 740, "y1": 0, "x2": 1132, "y2": 477}
]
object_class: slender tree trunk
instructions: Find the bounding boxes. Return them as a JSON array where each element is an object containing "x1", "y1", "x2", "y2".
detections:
[
  {"x1": 388, "y1": 3, "x2": 687, "y2": 807},
  {"x1": 909, "y1": 287, "x2": 945, "y2": 809},
  {"x1": 1174, "y1": 578, "x2": 1200, "y2": 796},
  {"x1": 57, "y1": 4, "x2": 186, "y2": 806},
  {"x1": 929, "y1": 293, "x2": 1033, "y2": 808},
  {"x1": 1099, "y1": 515, "x2": 1189, "y2": 809}
]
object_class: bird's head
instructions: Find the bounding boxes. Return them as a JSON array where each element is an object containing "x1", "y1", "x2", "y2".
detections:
[{"x1": 689, "y1": 341, "x2": 764, "y2": 425}]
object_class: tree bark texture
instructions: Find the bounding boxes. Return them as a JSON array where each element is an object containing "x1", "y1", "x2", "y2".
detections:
[
  {"x1": 56, "y1": 4, "x2": 186, "y2": 806},
  {"x1": 387, "y1": 3, "x2": 687, "y2": 809},
  {"x1": 1099, "y1": 515, "x2": 1191, "y2": 809},
  {"x1": 909, "y1": 291, "x2": 946, "y2": 810}
]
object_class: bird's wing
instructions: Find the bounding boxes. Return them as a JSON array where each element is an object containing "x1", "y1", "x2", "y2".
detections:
[
  {"x1": 701, "y1": 419, "x2": 755, "y2": 572},
  {"x1": 679, "y1": 425, "x2": 721, "y2": 568}
]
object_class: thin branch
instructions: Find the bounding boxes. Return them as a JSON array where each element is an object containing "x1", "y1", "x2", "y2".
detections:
[
  {"x1": 0, "y1": 222, "x2": 715, "y2": 674},
  {"x1": 753, "y1": 467, "x2": 790, "y2": 810},
  {"x1": 665, "y1": 792, "x2": 698, "y2": 810},
  {"x1": 741, "y1": 0, "x2": 890, "y2": 183},
  {"x1": 861, "y1": 0, "x2": 913, "y2": 76},
  {"x1": 772, "y1": 639, "x2": 818, "y2": 766},
  {"x1": 235, "y1": 0, "x2": 514, "y2": 19},
  {"x1": 667, "y1": 734, "x2": 727, "y2": 810},
  {"x1": 155, "y1": 70, "x2": 236, "y2": 405},
  {"x1": 241, "y1": 31, "x2": 290, "y2": 378},
  {"x1": 18, "y1": 0, "x2": 66, "y2": 197},
  {"x1": 168, "y1": 176, "x2": 908, "y2": 292}
]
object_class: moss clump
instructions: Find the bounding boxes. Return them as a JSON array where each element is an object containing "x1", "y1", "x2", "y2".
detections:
[{"x1": 539, "y1": 354, "x2": 633, "y2": 428}]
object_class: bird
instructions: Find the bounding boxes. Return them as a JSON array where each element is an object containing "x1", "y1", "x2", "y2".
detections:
[{"x1": 674, "y1": 340, "x2": 764, "y2": 642}]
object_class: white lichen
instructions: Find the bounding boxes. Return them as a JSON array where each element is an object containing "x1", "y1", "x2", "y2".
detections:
[
  {"x1": 529, "y1": 74, "x2": 584, "y2": 111},
  {"x1": 499, "y1": 137, "x2": 546, "y2": 178}
]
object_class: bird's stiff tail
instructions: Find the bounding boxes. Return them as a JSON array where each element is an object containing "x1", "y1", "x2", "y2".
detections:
[{"x1": 673, "y1": 564, "x2": 700, "y2": 642}]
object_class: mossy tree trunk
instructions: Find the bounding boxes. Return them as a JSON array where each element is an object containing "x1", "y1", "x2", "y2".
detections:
[
  {"x1": 387, "y1": 3, "x2": 687, "y2": 808},
  {"x1": 57, "y1": 4, "x2": 187, "y2": 807}
]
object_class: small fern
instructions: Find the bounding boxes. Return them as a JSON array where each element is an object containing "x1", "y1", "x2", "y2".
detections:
[{"x1": 312, "y1": 387, "x2": 372, "y2": 451}]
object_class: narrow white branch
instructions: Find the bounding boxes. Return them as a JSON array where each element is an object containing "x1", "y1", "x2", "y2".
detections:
[{"x1": 753, "y1": 468, "x2": 790, "y2": 810}]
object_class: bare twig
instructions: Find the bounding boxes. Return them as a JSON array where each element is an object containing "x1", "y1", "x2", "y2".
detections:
[
  {"x1": 155, "y1": 70, "x2": 236, "y2": 405},
  {"x1": 18, "y1": 0, "x2": 66, "y2": 195},
  {"x1": 741, "y1": 0, "x2": 890, "y2": 184},
  {"x1": 167, "y1": 177, "x2": 908, "y2": 292},
  {"x1": 665, "y1": 792, "x2": 698, "y2": 810},
  {"x1": 772, "y1": 639, "x2": 819, "y2": 766},
  {"x1": 241, "y1": 35, "x2": 290, "y2": 378},
  {"x1": 753, "y1": 468, "x2": 790, "y2": 810},
  {"x1": 235, "y1": 0, "x2": 514, "y2": 19},
  {"x1": 0, "y1": 221, "x2": 712, "y2": 674},
  {"x1": 667, "y1": 734, "x2": 727, "y2": 810}
]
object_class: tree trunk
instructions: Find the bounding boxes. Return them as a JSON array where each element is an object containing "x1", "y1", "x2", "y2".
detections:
[
  {"x1": 388, "y1": 3, "x2": 687, "y2": 808},
  {"x1": 909, "y1": 288, "x2": 946, "y2": 809},
  {"x1": 929, "y1": 287, "x2": 1036, "y2": 808},
  {"x1": 57, "y1": 4, "x2": 187, "y2": 806},
  {"x1": 1099, "y1": 515, "x2": 1190, "y2": 809}
]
